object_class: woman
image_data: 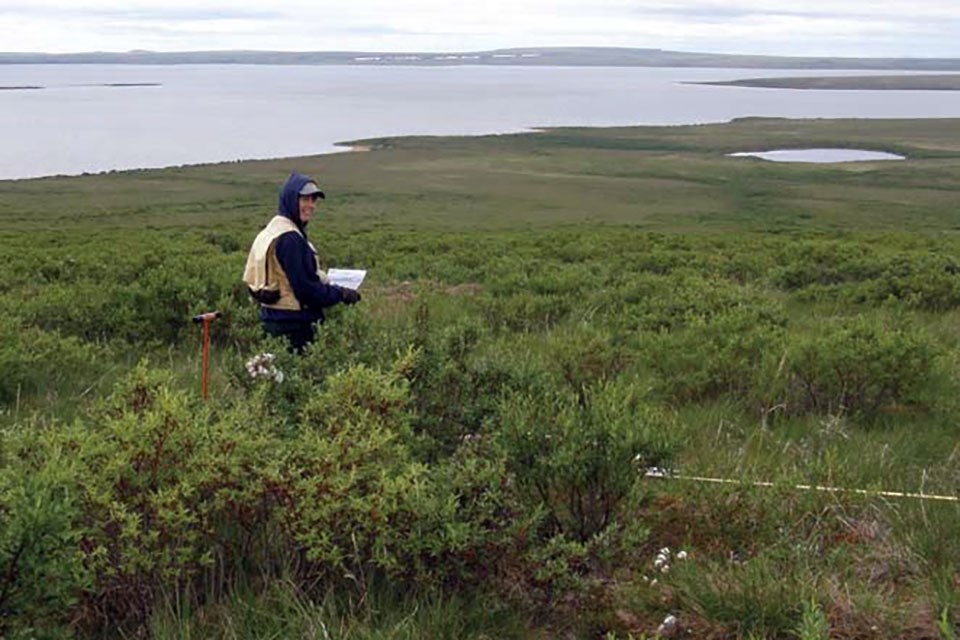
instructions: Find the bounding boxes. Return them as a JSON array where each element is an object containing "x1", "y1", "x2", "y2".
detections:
[{"x1": 243, "y1": 172, "x2": 361, "y2": 352}]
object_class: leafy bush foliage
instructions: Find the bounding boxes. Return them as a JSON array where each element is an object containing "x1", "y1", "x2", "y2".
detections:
[
  {"x1": 773, "y1": 240, "x2": 960, "y2": 310},
  {"x1": 0, "y1": 360, "x2": 540, "y2": 634},
  {"x1": 4, "y1": 220, "x2": 960, "y2": 637},
  {"x1": 498, "y1": 378, "x2": 675, "y2": 541},
  {"x1": 0, "y1": 317, "x2": 108, "y2": 404},
  {"x1": 640, "y1": 302, "x2": 787, "y2": 404},
  {"x1": 781, "y1": 315, "x2": 942, "y2": 416},
  {"x1": 0, "y1": 447, "x2": 88, "y2": 638}
]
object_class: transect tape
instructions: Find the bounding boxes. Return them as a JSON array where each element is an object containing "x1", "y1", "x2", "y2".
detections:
[{"x1": 644, "y1": 469, "x2": 960, "y2": 503}]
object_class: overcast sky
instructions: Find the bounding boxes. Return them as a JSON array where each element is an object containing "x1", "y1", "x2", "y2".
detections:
[{"x1": 2, "y1": 0, "x2": 959, "y2": 58}]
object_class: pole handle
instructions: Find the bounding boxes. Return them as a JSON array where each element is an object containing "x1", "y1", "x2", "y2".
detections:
[
  {"x1": 192, "y1": 311, "x2": 222, "y2": 324},
  {"x1": 193, "y1": 311, "x2": 220, "y2": 400}
]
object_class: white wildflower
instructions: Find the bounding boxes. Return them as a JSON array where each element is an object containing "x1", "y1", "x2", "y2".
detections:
[
  {"x1": 676, "y1": 550, "x2": 688, "y2": 560},
  {"x1": 245, "y1": 352, "x2": 284, "y2": 383},
  {"x1": 644, "y1": 466, "x2": 672, "y2": 477},
  {"x1": 657, "y1": 614, "x2": 678, "y2": 637},
  {"x1": 653, "y1": 547, "x2": 673, "y2": 573}
]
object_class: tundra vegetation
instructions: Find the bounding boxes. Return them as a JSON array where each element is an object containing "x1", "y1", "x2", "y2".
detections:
[{"x1": 1, "y1": 118, "x2": 960, "y2": 639}]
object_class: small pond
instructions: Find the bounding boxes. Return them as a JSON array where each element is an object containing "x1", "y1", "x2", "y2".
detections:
[{"x1": 727, "y1": 148, "x2": 906, "y2": 163}]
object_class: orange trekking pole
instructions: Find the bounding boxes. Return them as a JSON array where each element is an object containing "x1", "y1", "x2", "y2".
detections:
[{"x1": 192, "y1": 311, "x2": 222, "y2": 400}]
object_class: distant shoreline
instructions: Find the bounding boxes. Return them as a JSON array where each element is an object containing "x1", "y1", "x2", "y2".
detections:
[
  {"x1": 0, "y1": 83, "x2": 162, "y2": 91},
  {"x1": 5, "y1": 116, "x2": 955, "y2": 184},
  {"x1": 2, "y1": 47, "x2": 960, "y2": 71},
  {"x1": 696, "y1": 74, "x2": 960, "y2": 91}
]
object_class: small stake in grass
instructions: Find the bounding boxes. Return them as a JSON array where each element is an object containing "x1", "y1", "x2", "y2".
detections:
[{"x1": 192, "y1": 311, "x2": 221, "y2": 400}]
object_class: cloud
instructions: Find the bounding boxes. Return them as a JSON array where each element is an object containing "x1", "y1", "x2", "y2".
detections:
[
  {"x1": 0, "y1": 0, "x2": 958, "y2": 56},
  {"x1": 18, "y1": 7, "x2": 281, "y2": 21}
]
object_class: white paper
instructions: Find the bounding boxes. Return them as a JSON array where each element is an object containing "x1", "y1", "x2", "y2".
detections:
[{"x1": 326, "y1": 268, "x2": 367, "y2": 289}]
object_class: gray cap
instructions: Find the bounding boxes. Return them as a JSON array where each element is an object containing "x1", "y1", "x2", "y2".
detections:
[{"x1": 299, "y1": 182, "x2": 325, "y2": 199}]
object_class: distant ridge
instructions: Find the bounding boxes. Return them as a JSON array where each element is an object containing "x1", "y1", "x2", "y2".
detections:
[{"x1": 3, "y1": 47, "x2": 960, "y2": 70}]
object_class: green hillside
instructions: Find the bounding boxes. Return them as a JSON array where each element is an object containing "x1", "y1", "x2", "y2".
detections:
[{"x1": 2, "y1": 118, "x2": 960, "y2": 639}]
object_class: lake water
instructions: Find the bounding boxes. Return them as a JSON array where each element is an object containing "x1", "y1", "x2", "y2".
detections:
[
  {"x1": 728, "y1": 149, "x2": 907, "y2": 162},
  {"x1": 2, "y1": 65, "x2": 960, "y2": 180}
]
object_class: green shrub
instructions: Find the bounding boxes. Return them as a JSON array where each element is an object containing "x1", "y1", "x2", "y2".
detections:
[
  {"x1": 13, "y1": 241, "x2": 236, "y2": 346},
  {"x1": 773, "y1": 242, "x2": 960, "y2": 311},
  {"x1": 236, "y1": 340, "x2": 313, "y2": 435},
  {"x1": 0, "y1": 445, "x2": 89, "y2": 638},
  {"x1": 300, "y1": 360, "x2": 415, "y2": 438},
  {"x1": 1, "y1": 359, "x2": 539, "y2": 634},
  {"x1": 298, "y1": 304, "x2": 391, "y2": 382},
  {"x1": 67, "y1": 364, "x2": 281, "y2": 630},
  {"x1": 783, "y1": 315, "x2": 941, "y2": 416},
  {"x1": 485, "y1": 291, "x2": 572, "y2": 333},
  {"x1": 524, "y1": 534, "x2": 593, "y2": 596},
  {"x1": 770, "y1": 240, "x2": 883, "y2": 290},
  {"x1": 0, "y1": 318, "x2": 108, "y2": 405},
  {"x1": 640, "y1": 303, "x2": 786, "y2": 405},
  {"x1": 623, "y1": 272, "x2": 777, "y2": 333},
  {"x1": 287, "y1": 361, "x2": 531, "y2": 590},
  {"x1": 460, "y1": 337, "x2": 550, "y2": 431},
  {"x1": 407, "y1": 308, "x2": 494, "y2": 454},
  {"x1": 276, "y1": 415, "x2": 423, "y2": 583},
  {"x1": 400, "y1": 438, "x2": 533, "y2": 587},
  {"x1": 498, "y1": 378, "x2": 675, "y2": 541},
  {"x1": 546, "y1": 324, "x2": 629, "y2": 394},
  {"x1": 862, "y1": 254, "x2": 960, "y2": 310}
]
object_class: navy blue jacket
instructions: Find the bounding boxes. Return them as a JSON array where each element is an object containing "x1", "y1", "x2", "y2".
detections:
[{"x1": 260, "y1": 172, "x2": 345, "y2": 324}]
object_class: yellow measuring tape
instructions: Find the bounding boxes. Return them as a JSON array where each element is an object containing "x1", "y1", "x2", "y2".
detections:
[{"x1": 644, "y1": 469, "x2": 960, "y2": 503}]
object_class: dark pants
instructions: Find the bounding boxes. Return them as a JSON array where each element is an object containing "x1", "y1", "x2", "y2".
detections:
[{"x1": 262, "y1": 320, "x2": 316, "y2": 354}]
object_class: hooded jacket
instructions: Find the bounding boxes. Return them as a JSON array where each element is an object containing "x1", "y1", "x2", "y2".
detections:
[{"x1": 250, "y1": 172, "x2": 346, "y2": 324}]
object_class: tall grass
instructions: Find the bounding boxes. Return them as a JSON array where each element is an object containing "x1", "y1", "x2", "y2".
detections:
[{"x1": 148, "y1": 580, "x2": 528, "y2": 640}]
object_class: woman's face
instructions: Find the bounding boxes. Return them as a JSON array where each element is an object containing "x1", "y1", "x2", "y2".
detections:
[{"x1": 298, "y1": 194, "x2": 319, "y2": 224}]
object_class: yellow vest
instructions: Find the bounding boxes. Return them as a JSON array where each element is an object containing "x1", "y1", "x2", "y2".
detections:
[{"x1": 242, "y1": 215, "x2": 329, "y2": 311}]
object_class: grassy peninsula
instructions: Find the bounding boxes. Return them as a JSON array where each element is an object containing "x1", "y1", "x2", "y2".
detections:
[
  {"x1": 2, "y1": 118, "x2": 960, "y2": 639},
  {"x1": 699, "y1": 74, "x2": 960, "y2": 91}
]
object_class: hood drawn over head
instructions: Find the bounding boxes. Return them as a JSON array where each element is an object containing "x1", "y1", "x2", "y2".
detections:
[{"x1": 277, "y1": 172, "x2": 321, "y2": 229}]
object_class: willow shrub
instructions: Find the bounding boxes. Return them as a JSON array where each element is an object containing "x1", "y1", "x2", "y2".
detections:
[
  {"x1": 0, "y1": 317, "x2": 108, "y2": 405},
  {"x1": 497, "y1": 377, "x2": 675, "y2": 541},
  {"x1": 770, "y1": 239, "x2": 885, "y2": 291},
  {"x1": 860, "y1": 253, "x2": 960, "y2": 311},
  {"x1": 262, "y1": 361, "x2": 530, "y2": 589},
  {"x1": 639, "y1": 303, "x2": 787, "y2": 406},
  {"x1": 75, "y1": 365, "x2": 282, "y2": 629},
  {"x1": 6, "y1": 233, "x2": 239, "y2": 347},
  {"x1": 622, "y1": 271, "x2": 780, "y2": 333},
  {"x1": 0, "y1": 443, "x2": 88, "y2": 639},
  {"x1": 0, "y1": 359, "x2": 536, "y2": 635},
  {"x1": 781, "y1": 315, "x2": 943, "y2": 416},
  {"x1": 1, "y1": 364, "x2": 282, "y2": 635},
  {"x1": 773, "y1": 242, "x2": 960, "y2": 311}
]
